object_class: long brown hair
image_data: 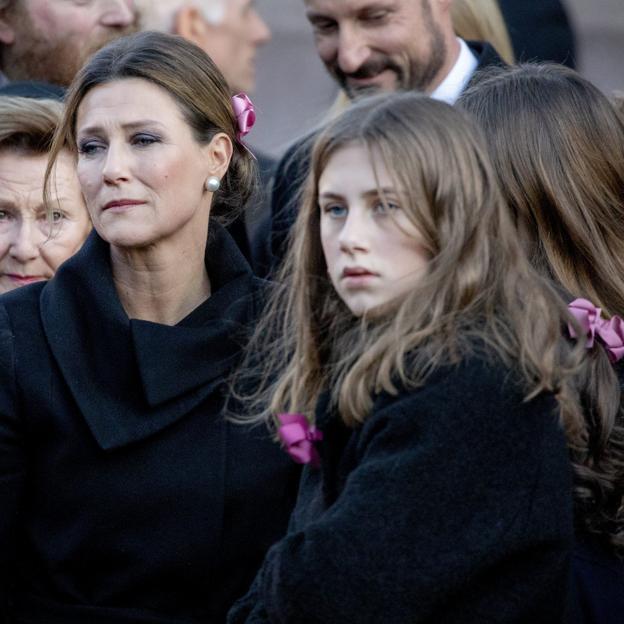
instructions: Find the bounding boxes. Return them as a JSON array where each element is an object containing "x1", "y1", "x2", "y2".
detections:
[
  {"x1": 458, "y1": 64, "x2": 624, "y2": 550},
  {"x1": 43, "y1": 30, "x2": 257, "y2": 223},
  {"x1": 235, "y1": 91, "x2": 624, "y2": 549},
  {"x1": 459, "y1": 63, "x2": 624, "y2": 318}
]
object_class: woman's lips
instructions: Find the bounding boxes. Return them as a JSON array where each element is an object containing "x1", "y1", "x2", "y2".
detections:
[
  {"x1": 341, "y1": 267, "x2": 378, "y2": 286},
  {"x1": 4, "y1": 274, "x2": 47, "y2": 285},
  {"x1": 103, "y1": 199, "x2": 145, "y2": 211}
]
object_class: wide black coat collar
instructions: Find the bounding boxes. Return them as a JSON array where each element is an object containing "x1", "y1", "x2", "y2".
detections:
[{"x1": 40, "y1": 222, "x2": 261, "y2": 451}]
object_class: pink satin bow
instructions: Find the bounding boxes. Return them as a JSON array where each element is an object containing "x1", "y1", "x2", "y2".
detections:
[
  {"x1": 567, "y1": 298, "x2": 624, "y2": 363},
  {"x1": 231, "y1": 93, "x2": 256, "y2": 142},
  {"x1": 277, "y1": 413, "x2": 323, "y2": 468}
]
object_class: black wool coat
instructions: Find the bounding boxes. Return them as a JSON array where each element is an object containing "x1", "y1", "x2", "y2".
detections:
[
  {"x1": 262, "y1": 41, "x2": 504, "y2": 274},
  {"x1": 0, "y1": 224, "x2": 299, "y2": 623},
  {"x1": 228, "y1": 355, "x2": 576, "y2": 623}
]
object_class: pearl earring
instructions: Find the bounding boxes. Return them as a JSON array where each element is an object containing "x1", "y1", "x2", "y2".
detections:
[{"x1": 205, "y1": 176, "x2": 221, "y2": 192}]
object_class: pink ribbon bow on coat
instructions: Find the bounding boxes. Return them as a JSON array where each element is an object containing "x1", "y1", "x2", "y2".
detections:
[
  {"x1": 567, "y1": 298, "x2": 624, "y2": 363},
  {"x1": 277, "y1": 413, "x2": 323, "y2": 468},
  {"x1": 231, "y1": 93, "x2": 256, "y2": 142}
]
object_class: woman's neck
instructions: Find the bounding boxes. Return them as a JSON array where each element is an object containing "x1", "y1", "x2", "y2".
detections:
[{"x1": 110, "y1": 237, "x2": 211, "y2": 326}]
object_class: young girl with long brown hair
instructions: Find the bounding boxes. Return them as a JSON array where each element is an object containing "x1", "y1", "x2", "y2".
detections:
[
  {"x1": 227, "y1": 92, "x2": 617, "y2": 623},
  {"x1": 459, "y1": 64, "x2": 624, "y2": 623}
]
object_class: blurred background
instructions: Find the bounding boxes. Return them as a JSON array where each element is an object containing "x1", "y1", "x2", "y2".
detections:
[{"x1": 248, "y1": 0, "x2": 624, "y2": 158}]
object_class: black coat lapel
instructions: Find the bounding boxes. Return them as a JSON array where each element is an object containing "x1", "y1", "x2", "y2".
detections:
[{"x1": 40, "y1": 222, "x2": 262, "y2": 451}]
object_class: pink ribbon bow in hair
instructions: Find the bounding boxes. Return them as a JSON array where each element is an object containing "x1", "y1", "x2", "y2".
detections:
[
  {"x1": 277, "y1": 413, "x2": 323, "y2": 468},
  {"x1": 231, "y1": 93, "x2": 256, "y2": 142},
  {"x1": 567, "y1": 298, "x2": 624, "y2": 363}
]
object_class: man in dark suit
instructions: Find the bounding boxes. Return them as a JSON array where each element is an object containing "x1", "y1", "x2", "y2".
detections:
[{"x1": 264, "y1": 0, "x2": 503, "y2": 272}]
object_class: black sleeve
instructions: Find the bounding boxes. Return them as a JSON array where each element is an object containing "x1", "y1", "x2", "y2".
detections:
[
  {"x1": 0, "y1": 303, "x2": 24, "y2": 615},
  {"x1": 239, "y1": 371, "x2": 573, "y2": 623}
]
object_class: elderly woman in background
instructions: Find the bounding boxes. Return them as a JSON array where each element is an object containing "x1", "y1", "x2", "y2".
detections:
[
  {"x1": 0, "y1": 96, "x2": 91, "y2": 293},
  {"x1": 0, "y1": 32, "x2": 298, "y2": 624}
]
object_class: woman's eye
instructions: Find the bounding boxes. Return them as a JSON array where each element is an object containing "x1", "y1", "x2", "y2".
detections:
[
  {"x1": 0, "y1": 209, "x2": 11, "y2": 221},
  {"x1": 78, "y1": 140, "x2": 104, "y2": 156},
  {"x1": 132, "y1": 134, "x2": 160, "y2": 147},
  {"x1": 51, "y1": 211, "x2": 64, "y2": 223}
]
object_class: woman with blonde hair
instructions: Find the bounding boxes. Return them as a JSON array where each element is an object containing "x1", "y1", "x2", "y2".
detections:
[
  {"x1": 0, "y1": 96, "x2": 91, "y2": 293},
  {"x1": 459, "y1": 62, "x2": 624, "y2": 624},
  {"x1": 227, "y1": 92, "x2": 616, "y2": 622}
]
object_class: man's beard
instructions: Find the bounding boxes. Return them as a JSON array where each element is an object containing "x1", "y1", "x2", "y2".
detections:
[
  {"x1": 3, "y1": 19, "x2": 136, "y2": 86},
  {"x1": 330, "y1": 2, "x2": 447, "y2": 99}
]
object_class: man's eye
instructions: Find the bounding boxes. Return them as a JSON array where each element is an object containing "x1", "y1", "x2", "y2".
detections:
[
  {"x1": 362, "y1": 10, "x2": 390, "y2": 23},
  {"x1": 310, "y1": 18, "x2": 337, "y2": 34}
]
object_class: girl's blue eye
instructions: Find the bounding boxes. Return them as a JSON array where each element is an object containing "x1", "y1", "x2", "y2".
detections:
[
  {"x1": 374, "y1": 201, "x2": 399, "y2": 214},
  {"x1": 324, "y1": 204, "x2": 347, "y2": 218}
]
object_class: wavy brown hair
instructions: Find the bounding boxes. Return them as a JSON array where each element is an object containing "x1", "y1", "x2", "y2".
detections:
[
  {"x1": 235, "y1": 93, "x2": 624, "y2": 550},
  {"x1": 458, "y1": 63, "x2": 624, "y2": 551}
]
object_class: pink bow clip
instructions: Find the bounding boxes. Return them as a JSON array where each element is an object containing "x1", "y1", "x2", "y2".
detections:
[
  {"x1": 277, "y1": 413, "x2": 323, "y2": 468},
  {"x1": 567, "y1": 298, "x2": 624, "y2": 363},
  {"x1": 231, "y1": 93, "x2": 256, "y2": 142}
]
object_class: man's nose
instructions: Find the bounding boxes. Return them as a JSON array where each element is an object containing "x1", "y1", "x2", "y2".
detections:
[
  {"x1": 100, "y1": 0, "x2": 136, "y2": 28},
  {"x1": 251, "y1": 10, "x2": 271, "y2": 46},
  {"x1": 337, "y1": 26, "x2": 369, "y2": 75}
]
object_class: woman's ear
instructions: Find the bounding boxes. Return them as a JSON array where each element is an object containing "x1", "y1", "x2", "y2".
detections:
[{"x1": 203, "y1": 132, "x2": 233, "y2": 181}]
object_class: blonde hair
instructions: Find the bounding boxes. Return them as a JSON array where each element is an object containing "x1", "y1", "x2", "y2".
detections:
[
  {"x1": 44, "y1": 31, "x2": 257, "y2": 224},
  {"x1": 452, "y1": 0, "x2": 515, "y2": 64},
  {"x1": 0, "y1": 96, "x2": 63, "y2": 154},
  {"x1": 236, "y1": 92, "x2": 624, "y2": 551}
]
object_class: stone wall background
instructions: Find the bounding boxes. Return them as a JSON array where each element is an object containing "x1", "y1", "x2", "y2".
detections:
[{"x1": 249, "y1": 0, "x2": 624, "y2": 158}]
